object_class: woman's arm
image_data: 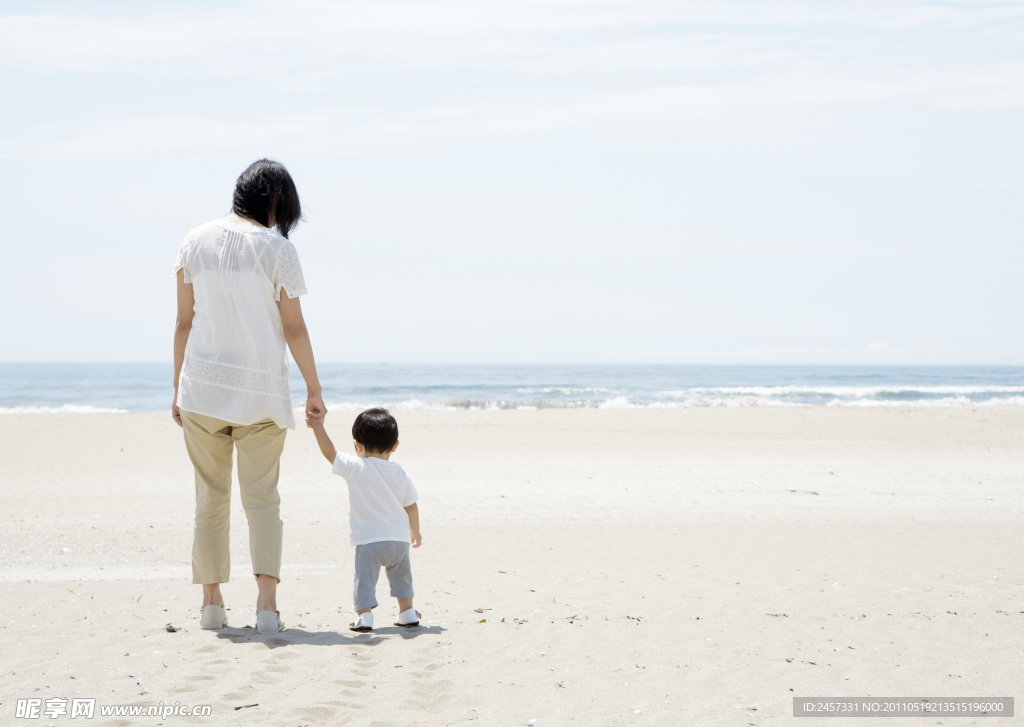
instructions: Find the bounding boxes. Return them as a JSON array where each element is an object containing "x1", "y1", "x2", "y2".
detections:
[
  {"x1": 278, "y1": 289, "x2": 327, "y2": 427},
  {"x1": 172, "y1": 269, "x2": 195, "y2": 428}
]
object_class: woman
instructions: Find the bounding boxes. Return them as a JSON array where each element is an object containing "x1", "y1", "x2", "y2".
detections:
[{"x1": 172, "y1": 159, "x2": 326, "y2": 634}]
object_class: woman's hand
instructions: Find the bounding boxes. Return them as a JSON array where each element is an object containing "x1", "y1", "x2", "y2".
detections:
[
  {"x1": 305, "y1": 392, "x2": 327, "y2": 428},
  {"x1": 172, "y1": 394, "x2": 183, "y2": 428}
]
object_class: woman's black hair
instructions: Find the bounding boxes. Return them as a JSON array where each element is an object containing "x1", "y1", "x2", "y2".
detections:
[{"x1": 231, "y1": 159, "x2": 303, "y2": 238}]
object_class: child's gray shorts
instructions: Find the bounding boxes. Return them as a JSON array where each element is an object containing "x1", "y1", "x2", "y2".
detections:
[{"x1": 353, "y1": 541, "x2": 414, "y2": 611}]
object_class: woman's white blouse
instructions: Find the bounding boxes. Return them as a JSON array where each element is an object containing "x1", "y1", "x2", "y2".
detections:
[{"x1": 173, "y1": 219, "x2": 307, "y2": 430}]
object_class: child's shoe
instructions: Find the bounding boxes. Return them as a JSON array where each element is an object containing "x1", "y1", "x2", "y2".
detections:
[
  {"x1": 350, "y1": 612, "x2": 373, "y2": 632},
  {"x1": 395, "y1": 608, "x2": 420, "y2": 628}
]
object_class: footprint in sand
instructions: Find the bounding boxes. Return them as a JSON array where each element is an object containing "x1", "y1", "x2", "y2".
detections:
[
  {"x1": 291, "y1": 706, "x2": 343, "y2": 722},
  {"x1": 194, "y1": 645, "x2": 218, "y2": 653},
  {"x1": 401, "y1": 678, "x2": 454, "y2": 713},
  {"x1": 407, "y1": 656, "x2": 446, "y2": 679},
  {"x1": 346, "y1": 651, "x2": 378, "y2": 677},
  {"x1": 249, "y1": 671, "x2": 283, "y2": 684},
  {"x1": 407, "y1": 663, "x2": 444, "y2": 679},
  {"x1": 331, "y1": 680, "x2": 365, "y2": 688},
  {"x1": 330, "y1": 678, "x2": 366, "y2": 697}
]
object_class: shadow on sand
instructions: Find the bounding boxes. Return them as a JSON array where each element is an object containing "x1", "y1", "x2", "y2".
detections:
[{"x1": 214, "y1": 624, "x2": 445, "y2": 648}]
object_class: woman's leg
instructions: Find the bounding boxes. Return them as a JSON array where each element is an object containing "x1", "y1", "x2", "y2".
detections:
[
  {"x1": 203, "y1": 584, "x2": 224, "y2": 609},
  {"x1": 256, "y1": 574, "x2": 277, "y2": 613},
  {"x1": 233, "y1": 419, "x2": 287, "y2": 613},
  {"x1": 181, "y1": 412, "x2": 235, "y2": 601}
]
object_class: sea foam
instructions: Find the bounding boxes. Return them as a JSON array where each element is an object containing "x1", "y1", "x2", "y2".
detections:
[
  {"x1": 3, "y1": 364, "x2": 1023, "y2": 412},
  {"x1": 0, "y1": 404, "x2": 131, "y2": 415}
]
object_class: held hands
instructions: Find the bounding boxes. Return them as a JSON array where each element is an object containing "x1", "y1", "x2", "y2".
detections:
[
  {"x1": 410, "y1": 531, "x2": 422, "y2": 548},
  {"x1": 305, "y1": 392, "x2": 327, "y2": 428}
]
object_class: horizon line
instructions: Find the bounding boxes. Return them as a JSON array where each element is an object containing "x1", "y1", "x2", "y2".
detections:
[{"x1": 3, "y1": 361, "x2": 1024, "y2": 368}]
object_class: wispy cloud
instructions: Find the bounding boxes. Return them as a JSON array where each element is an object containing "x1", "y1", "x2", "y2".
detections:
[
  {"x1": 1, "y1": 0, "x2": 1023, "y2": 159},
  {"x1": 8, "y1": 63, "x2": 1024, "y2": 162},
  {"x1": 2, "y1": 1, "x2": 1022, "y2": 76}
]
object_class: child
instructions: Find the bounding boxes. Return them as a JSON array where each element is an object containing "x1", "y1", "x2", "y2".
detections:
[{"x1": 308, "y1": 407, "x2": 422, "y2": 632}]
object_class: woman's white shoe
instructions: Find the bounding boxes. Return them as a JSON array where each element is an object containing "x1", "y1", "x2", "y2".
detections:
[
  {"x1": 200, "y1": 605, "x2": 228, "y2": 630},
  {"x1": 256, "y1": 610, "x2": 284, "y2": 634}
]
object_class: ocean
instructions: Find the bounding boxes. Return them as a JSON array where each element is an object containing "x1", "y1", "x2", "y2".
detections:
[{"x1": 1, "y1": 364, "x2": 1023, "y2": 414}]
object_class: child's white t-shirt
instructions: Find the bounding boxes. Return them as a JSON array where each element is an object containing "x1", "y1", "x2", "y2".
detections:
[{"x1": 332, "y1": 453, "x2": 419, "y2": 546}]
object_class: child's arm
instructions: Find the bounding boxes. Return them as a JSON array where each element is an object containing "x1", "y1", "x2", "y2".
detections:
[
  {"x1": 405, "y1": 503, "x2": 421, "y2": 547},
  {"x1": 309, "y1": 416, "x2": 337, "y2": 464}
]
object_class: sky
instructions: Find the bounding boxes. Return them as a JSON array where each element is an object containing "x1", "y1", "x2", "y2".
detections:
[{"x1": 2, "y1": 0, "x2": 1022, "y2": 364}]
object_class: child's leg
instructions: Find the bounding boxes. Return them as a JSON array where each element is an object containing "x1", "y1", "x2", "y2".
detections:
[
  {"x1": 353, "y1": 544, "x2": 384, "y2": 613},
  {"x1": 382, "y1": 542, "x2": 414, "y2": 610}
]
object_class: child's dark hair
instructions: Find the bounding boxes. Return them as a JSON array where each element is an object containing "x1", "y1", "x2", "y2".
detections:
[{"x1": 352, "y1": 408, "x2": 399, "y2": 454}]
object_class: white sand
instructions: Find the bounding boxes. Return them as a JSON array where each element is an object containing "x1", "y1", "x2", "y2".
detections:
[{"x1": 1, "y1": 407, "x2": 1022, "y2": 725}]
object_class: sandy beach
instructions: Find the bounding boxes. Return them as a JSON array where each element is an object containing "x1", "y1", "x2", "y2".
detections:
[{"x1": 1, "y1": 407, "x2": 1021, "y2": 726}]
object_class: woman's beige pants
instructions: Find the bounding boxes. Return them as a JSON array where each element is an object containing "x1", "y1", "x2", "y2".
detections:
[{"x1": 181, "y1": 411, "x2": 287, "y2": 585}]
